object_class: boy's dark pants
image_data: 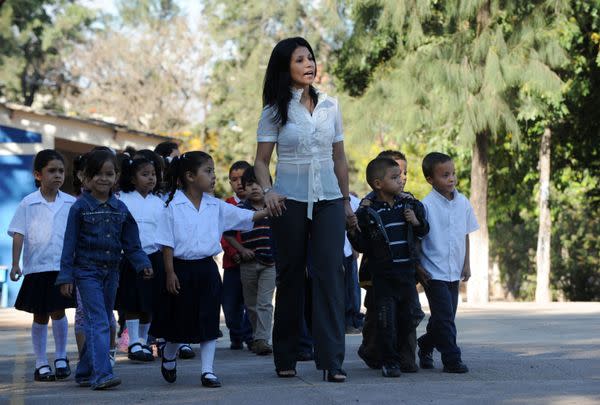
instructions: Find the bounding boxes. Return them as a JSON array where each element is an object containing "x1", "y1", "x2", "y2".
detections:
[
  {"x1": 222, "y1": 266, "x2": 253, "y2": 345},
  {"x1": 418, "y1": 280, "x2": 461, "y2": 365},
  {"x1": 359, "y1": 286, "x2": 418, "y2": 369},
  {"x1": 372, "y1": 278, "x2": 417, "y2": 367}
]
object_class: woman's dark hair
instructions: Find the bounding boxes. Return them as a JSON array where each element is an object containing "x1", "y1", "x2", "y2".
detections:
[
  {"x1": 119, "y1": 157, "x2": 155, "y2": 193},
  {"x1": 154, "y1": 141, "x2": 179, "y2": 159},
  {"x1": 72, "y1": 153, "x2": 88, "y2": 195},
  {"x1": 33, "y1": 149, "x2": 65, "y2": 187},
  {"x1": 83, "y1": 150, "x2": 119, "y2": 181},
  {"x1": 134, "y1": 149, "x2": 164, "y2": 193},
  {"x1": 165, "y1": 151, "x2": 213, "y2": 206},
  {"x1": 262, "y1": 37, "x2": 318, "y2": 126}
]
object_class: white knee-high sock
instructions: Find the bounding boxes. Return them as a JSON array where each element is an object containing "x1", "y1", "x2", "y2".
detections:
[
  {"x1": 162, "y1": 342, "x2": 180, "y2": 370},
  {"x1": 200, "y1": 340, "x2": 217, "y2": 376},
  {"x1": 126, "y1": 319, "x2": 140, "y2": 351},
  {"x1": 51, "y1": 316, "x2": 68, "y2": 368},
  {"x1": 32, "y1": 322, "x2": 48, "y2": 369},
  {"x1": 139, "y1": 322, "x2": 151, "y2": 344}
]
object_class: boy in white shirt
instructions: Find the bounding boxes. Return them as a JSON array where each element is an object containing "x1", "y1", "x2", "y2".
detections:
[{"x1": 417, "y1": 152, "x2": 479, "y2": 373}]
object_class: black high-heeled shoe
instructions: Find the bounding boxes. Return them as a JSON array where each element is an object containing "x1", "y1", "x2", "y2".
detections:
[
  {"x1": 323, "y1": 369, "x2": 347, "y2": 383},
  {"x1": 160, "y1": 356, "x2": 177, "y2": 383},
  {"x1": 276, "y1": 369, "x2": 297, "y2": 378}
]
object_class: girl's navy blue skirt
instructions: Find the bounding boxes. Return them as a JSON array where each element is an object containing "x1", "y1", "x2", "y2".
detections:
[
  {"x1": 150, "y1": 256, "x2": 222, "y2": 343},
  {"x1": 15, "y1": 271, "x2": 76, "y2": 314},
  {"x1": 115, "y1": 251, "x2": 163, "y2": 313}
]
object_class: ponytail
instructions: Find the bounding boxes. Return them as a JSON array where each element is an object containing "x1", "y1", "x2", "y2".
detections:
[
  {"x1": 164, "y1": 156, "x2": 181, "y2": 206},
  {"x1": 164, "y1": 151, "x2": 213, "y2": 206}
]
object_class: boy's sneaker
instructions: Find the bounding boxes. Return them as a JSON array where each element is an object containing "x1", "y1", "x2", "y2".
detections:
[
  {"x1": 443, "y1": 361, "x2": 469, "y2": 374},
  {"x1": 253, "y1": 339, "x2": 273, "y2": 356},
  {"x1": 400, "y1": 363, "x2": 419, "y2": 373},
  {"x1": 418, "y1": 349, "x2": 434, "y2": 369},
  {"x1": 109, "y1": 349, "x2": 117, "y2": 368},
  {"x1": 381, "y1": 364, "x2": 402, "y2": 378},
  {"x1": 229, "y1": 341, "x2": 243, "y2": 350},
  {"x1": 91, "y1": 376, "x2": 121, "y2": 390}
]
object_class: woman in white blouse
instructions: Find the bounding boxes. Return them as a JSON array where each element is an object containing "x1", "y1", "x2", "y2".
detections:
[{"x1": 254, "y1": 37, "x2": 355, "y2": 383}]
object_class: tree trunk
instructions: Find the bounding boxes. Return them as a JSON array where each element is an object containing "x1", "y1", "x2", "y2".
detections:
[
  {"x1": 535, "y1": 127, "x2": 552, "y2": 302},
  {"x1": 468, "y1": 131, "x2": 490, "y2": 303}
]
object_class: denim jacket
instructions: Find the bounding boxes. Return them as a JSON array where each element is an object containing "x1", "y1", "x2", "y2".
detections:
[{"x1": 56, "y1": 191, "x2": 150, "y2": 285}]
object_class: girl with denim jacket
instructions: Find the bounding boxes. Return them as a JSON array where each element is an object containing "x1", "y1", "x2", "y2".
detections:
[{"x1": 56, "y1": 150, "x2": 152, "y2": 390}]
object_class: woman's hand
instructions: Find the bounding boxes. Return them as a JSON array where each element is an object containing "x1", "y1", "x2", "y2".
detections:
[
  {"x1": 166, "y1": 271, "x2": 180, "y2": 295},
  {"x1": 60, "y1": 283, "x2": 73, "y2": 298},
  {"x1": 265, "y1": 190, "x2": 286, "y2": 217},
  {"x1": 240, "y1": 247, "x2": 255, "y2": 262}
]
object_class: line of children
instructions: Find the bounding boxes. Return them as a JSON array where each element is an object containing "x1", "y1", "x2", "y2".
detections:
[{"x1": 8, "y1": 145, "x2": 475, "y2": 388}]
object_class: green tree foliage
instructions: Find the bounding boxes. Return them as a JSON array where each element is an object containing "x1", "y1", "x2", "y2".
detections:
[{"x1": 0, "y1": 0, "x2": 96, "y2": 106}]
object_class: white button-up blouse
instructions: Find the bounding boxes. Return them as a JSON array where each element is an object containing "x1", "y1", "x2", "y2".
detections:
[{"x1": 257, "y1": 88, "x2": 344, "y2": 218}]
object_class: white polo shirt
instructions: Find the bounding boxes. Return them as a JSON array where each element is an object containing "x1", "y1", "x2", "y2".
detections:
[
  {"x1": 156, "y1": 190, "x2": 255, "y2": 260},
  {"x1": 119, "y1": 191, "x2": 164, "y2": 255},
  {"x1": 343, "y1": 195, "x2": 361, "y2": 257},
  {"x1": 7, "y1": 190, "x2": 76, "y2": 275},
  {"x1": 420, "y1": 188, "x2": 479, "y2": 282}
]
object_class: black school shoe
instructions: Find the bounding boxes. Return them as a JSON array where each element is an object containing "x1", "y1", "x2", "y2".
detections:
[
  {"x1": 381, "y1": 364, "x2": 402, "y2": 378},
  {"x1": 34, "y1": 365, "x2": 55, "y2": 382},
  {"x1": 418, "y1": 349, "x2": 434, "y2": 369},
  {"x1": 54, "y1": 358, "x2": 71, "y2": 379},
  {"x1": 161, "y1": 356, "x2": 177, "y2": 383},
  {"x1": 201, "y1": 372, "x2": 221, "y2": 388},
  {"x1": 178, "y1": 344, "x2": 196, "y2": 359},
  {"x1": 443, "y1": 361, "x2": 469, "y2": 373}
]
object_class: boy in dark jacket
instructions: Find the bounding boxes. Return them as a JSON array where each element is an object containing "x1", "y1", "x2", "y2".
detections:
[{"x1": 348, "y1": 157, "x2": 429, "y2": 377}]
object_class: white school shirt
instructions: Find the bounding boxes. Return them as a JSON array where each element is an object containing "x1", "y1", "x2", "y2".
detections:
[
  {"x1": 343, "y1": 195, "x2": 361, "y2": 257},
  {"x1": 420, "y1": 189, "x2": 479, "y2": 282},
  {"x1": 7, "y1": 190, "x2": 76, "y2": 275},
  {"x1": 257, "y1": 87, "x2": 344, "y2": 219},
  {"x1": 155, "y1": 190, "x2": 255, "y2": 260},
  {"x1": 118, "y1": 191, "x2": 164, "y2": 255}
]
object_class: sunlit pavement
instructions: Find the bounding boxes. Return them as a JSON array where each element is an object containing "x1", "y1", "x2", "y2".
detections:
[{"x1": 1, "y1": 302, "x2": 599, "y2": 405}]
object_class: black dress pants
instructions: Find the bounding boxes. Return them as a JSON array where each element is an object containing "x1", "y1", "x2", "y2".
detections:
[{"x1": 271, "y1": 199, "x2": 346, "y2": 371}]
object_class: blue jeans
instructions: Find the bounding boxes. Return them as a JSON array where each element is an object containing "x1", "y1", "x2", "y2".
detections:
[
  {"x1": 74, "y1": 268, "x2": 119, "y2": 386},
  {"x1": 343, "y1": 255, "x2": 363, "y2": 329},
  {"x1": 222, "y1": 267, "x2": 253, "y2": 344},
  {"x1": 418, "y1": 280, "x2": 461, "y2": 365}
]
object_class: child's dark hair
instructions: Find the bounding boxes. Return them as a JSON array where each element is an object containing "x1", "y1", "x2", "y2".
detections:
[
  {"x1": 165, "y1": 151, "x2": 213, "y2": 206},
  {"x1": 134, "y1": 149, "x2": 164, "y2": 193},
  {"x1": 83, "y1": 150, "x2": 119, "y2": 180},
  {"x1": 34, "y1": 149, "x2": 65, "y2": 187},
  {"x1": 229, "y1": 160, "x2": 251, "y2": 176},
  {"x1": 241, "y1": 166, "x2": 271, "y2": 189},
  {"x1": 119, "y1": 157, "x2": 156, "y2": 193},
  {"x1": 377, "y1": 150, "x2": 406, "y2": 162},
  {"x1": 154, "y1": 141, "x2": 179, "y2": 160},
  {"x1": 366, "y1": 157, "x2": 399, "y2": 190},
  {"x1": 72, "y1": 153, "x2": 88, "y2": 195},
  {"x1": 422, "y1": 152, "x2": 452, "y2": 179}
]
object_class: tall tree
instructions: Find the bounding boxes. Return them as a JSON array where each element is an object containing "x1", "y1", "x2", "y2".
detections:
[
  {"x1": 335, "y1": 0, "x2": 570, "y2": 302},
  {"x1": 0, "y1": 0, "x2": 96, "y2": 106}
]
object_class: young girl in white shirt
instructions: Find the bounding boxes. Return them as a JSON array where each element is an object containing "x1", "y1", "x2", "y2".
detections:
[
  {"x1": 8, "y1": 149, "x2": 76, "y2": 382},
  {"x1": 116, "y1": 155, "x2": 165, "y2": 362},
  {"x1": 152, "y1": 151, "x2": 279, "y2": 387}
]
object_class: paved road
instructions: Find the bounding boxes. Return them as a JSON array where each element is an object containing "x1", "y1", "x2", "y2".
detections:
[{"x1": 1, "y1": 302, "x2": 599, "y2": 405}]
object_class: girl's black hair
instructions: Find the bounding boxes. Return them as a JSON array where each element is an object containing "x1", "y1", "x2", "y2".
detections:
[
  {"x1": 134, "y1": 149, "x2": 164, "y2": 193},
  {"x1": 83, "y1": 150, "x2": 119, "y2": 181},
  {"x1": 72, "y1": 153, "x2": 88, "y2": 195},
  {"x1": 154, "y1": 141, "x2": 179, "y2": 159},
  {"x1": 33, "y1": 149, "x2": 65, "y2": 187},
  {"x1": 119, "y1": 157, "x2": 155, "y2": 193},
  {"x1": 262, "y1": 37, "x2": 319, "y2": 126},
  {"x1": 165, "y1": 151, "x2": 213, "y2": 206}
]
